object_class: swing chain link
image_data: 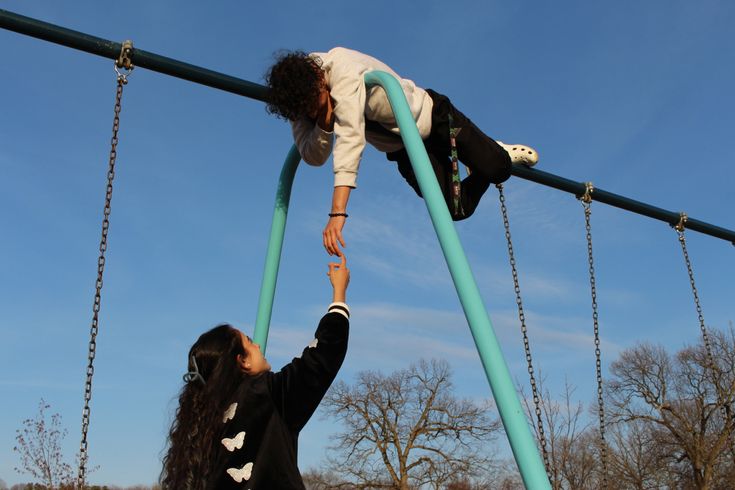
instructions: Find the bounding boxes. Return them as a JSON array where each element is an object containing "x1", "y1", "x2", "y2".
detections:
[
  {"x1": 579, "y1": 183, "x2": 609, "y2": 489},
  {"x1": 496, "y1": 184, "x2": 552, "y2": 480},
  {"x1": 77, "y1": 61, "x2": 129, "y2": 490}
]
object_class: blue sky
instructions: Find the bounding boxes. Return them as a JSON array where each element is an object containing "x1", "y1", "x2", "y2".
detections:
[{"x1": 1, "y1": 0, "x2": 734, "y2": 486}]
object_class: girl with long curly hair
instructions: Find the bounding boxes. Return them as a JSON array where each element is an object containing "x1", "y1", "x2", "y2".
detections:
[{"x1": 161, "y1": 255, "x2": 351, "y2": 489}]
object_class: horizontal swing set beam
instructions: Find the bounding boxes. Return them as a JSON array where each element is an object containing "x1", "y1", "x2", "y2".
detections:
[
  {"x1": 0, "y1": 8, "x2": 268, "y2": 102},
  {"x1": 511, "y1": 165, "x2": 735, "y2": 244},
  {"x1": 1, "y1": 6, "x2": 733, "y2": 246}
]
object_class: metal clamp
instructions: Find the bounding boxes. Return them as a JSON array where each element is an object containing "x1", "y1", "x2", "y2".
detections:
[
  {"x1": 674, "y1": 212, "x2": 687, "y2": 232},
  {"x1": 114, "y1": 40, "x2": 134, "y2": 82},
  {"x1": 578, "y1": 182, "x2": 594, "y2": 204}
]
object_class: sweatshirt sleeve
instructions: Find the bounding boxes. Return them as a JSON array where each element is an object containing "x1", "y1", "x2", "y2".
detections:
[
  {"x1": 291, "y1": 118, "x2": 334, "y2": 166},
  {"x1": 268, "y1": 303, "x2": 350, "y2": 431},
  {"x1": 328, "y1": 62, "x2": 368, "y2": 189}
]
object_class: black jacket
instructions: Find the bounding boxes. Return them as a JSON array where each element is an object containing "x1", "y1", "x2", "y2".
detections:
[{"x1": 211, "y1": 310, "x2": 349, "y2": 489}]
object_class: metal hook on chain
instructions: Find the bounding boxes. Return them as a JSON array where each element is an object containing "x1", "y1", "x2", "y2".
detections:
[
  {"x1": 114, "y1": 40, "x2": 135, "y2": 84},
  {"x1": 674, "y1": 212, "x2": 688, "y2": 233},
  {"x1": 578, "y1": 182, "x2": 594, "y2": 205}
]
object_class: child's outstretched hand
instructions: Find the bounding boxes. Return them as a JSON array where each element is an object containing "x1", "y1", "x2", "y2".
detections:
[
  {"x1": 327, "y1": 254, "x2": 350, "y2": 303},
  {"x1": 324, "y1": 186, "x2": 351, "y2": 257},
  {"x1": 323, "y1": 215, "x2": 346, "y2": 257}
]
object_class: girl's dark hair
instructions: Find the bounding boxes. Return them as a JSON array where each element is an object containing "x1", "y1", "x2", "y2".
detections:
[
  {"x1": 265, "y1": 50, "x2": 323, "y2": 121},
  {"x1": 161, "y1": 324, "x2": 247, "y2": 489}
]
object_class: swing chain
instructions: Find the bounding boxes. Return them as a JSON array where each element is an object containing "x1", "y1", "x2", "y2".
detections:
[
  {"x1": 674, "y1": 213, "x2": 716, "y2": 363},
  {"x1": 579, "y1": 183, "x2": 609, "y2": 488},
  {"x1": 673, "y1": 213, "x2": 729, "y2": 420},
  {"x1": 496, "y1": 184, "x2": 552, "y2": 479},
  {"x1": 77, "y1": 62, "x2": 128, "y2": 490}
]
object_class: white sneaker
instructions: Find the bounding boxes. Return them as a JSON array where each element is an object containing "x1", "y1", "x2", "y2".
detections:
[{"x1": 497, "y1": 141, "x2": 539, "y2": 167}]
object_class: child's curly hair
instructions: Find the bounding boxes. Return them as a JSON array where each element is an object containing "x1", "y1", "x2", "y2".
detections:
[{"x1": 265, "y1": 50, "x2": 323, "y2": 121}]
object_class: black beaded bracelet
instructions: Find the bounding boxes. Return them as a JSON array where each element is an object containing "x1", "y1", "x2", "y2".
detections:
[{"x1": 328, "y1": 212, "x2": 348, "y2": 218}]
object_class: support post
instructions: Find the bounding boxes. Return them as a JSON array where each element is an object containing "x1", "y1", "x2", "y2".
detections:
[
  {"x1": 252, "y1": 145, "x2": 301, "y2": 352},
  {"x1": 364, "y1": 71, "x2": 551, "y2": 489}
]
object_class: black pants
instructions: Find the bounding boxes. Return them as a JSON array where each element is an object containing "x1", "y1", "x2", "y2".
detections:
[{"x1": 386, "y1": 89, "x2": 511, "y2": 221}]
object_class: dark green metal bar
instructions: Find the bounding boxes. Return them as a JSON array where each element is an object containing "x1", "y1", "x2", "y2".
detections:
[
  {"x1": 1, "y1": 7, "x2": 733, "y2": 245},
  {"x1": 511, "y1": 165, "x2": 735, "y2": 244},
  {"x1": 0, "y1": 8, "x2": 268, "y2": 102}
]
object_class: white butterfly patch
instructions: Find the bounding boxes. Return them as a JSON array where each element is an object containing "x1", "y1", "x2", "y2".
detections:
[
  {"x1": 226, "y1": 462, "x2": 253, "y2": 483},
  {"x1": 223, "y1": 402, "x2": 237, "y2": 423},
  {"x1": 221, "y1": 431, "x2": 246, "y2": 452},
  {"x1": 308, "y1": 338, "x2": 318, "y2": 348}
]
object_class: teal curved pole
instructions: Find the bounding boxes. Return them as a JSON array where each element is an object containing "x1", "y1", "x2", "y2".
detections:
[
  {"x1": 364, "y1": 71, "x2": 551, "y2": 490},
  {"x1": 252, "y1": 73, "x2": 550, "y2": 489},
  {"x1": 253, "y1": 144, "x2": 301, "y2": 353}
]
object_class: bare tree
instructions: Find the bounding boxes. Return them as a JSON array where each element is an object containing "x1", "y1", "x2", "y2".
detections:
[
  {"x1": 13, "y1": 399, "x2": 74, "y2": 489},
  {"x1": 444, "y1": 459, "x2": 524, "y2": 490},
  {"x1": 605, "y1": 418, "x2": 676, "y2": 489},
  {"x1": 320, "y1": 359, "x2": 502, "y2": 489},
  {"x1": 303, "y1": 469, "x2": 353, "y2": 489},
  {"x1": 521, "y1": 378, "x2": 600, "y2": 490},
  {"x1": 606, "y1": 329, "x2": 735, "y2": 489}
]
